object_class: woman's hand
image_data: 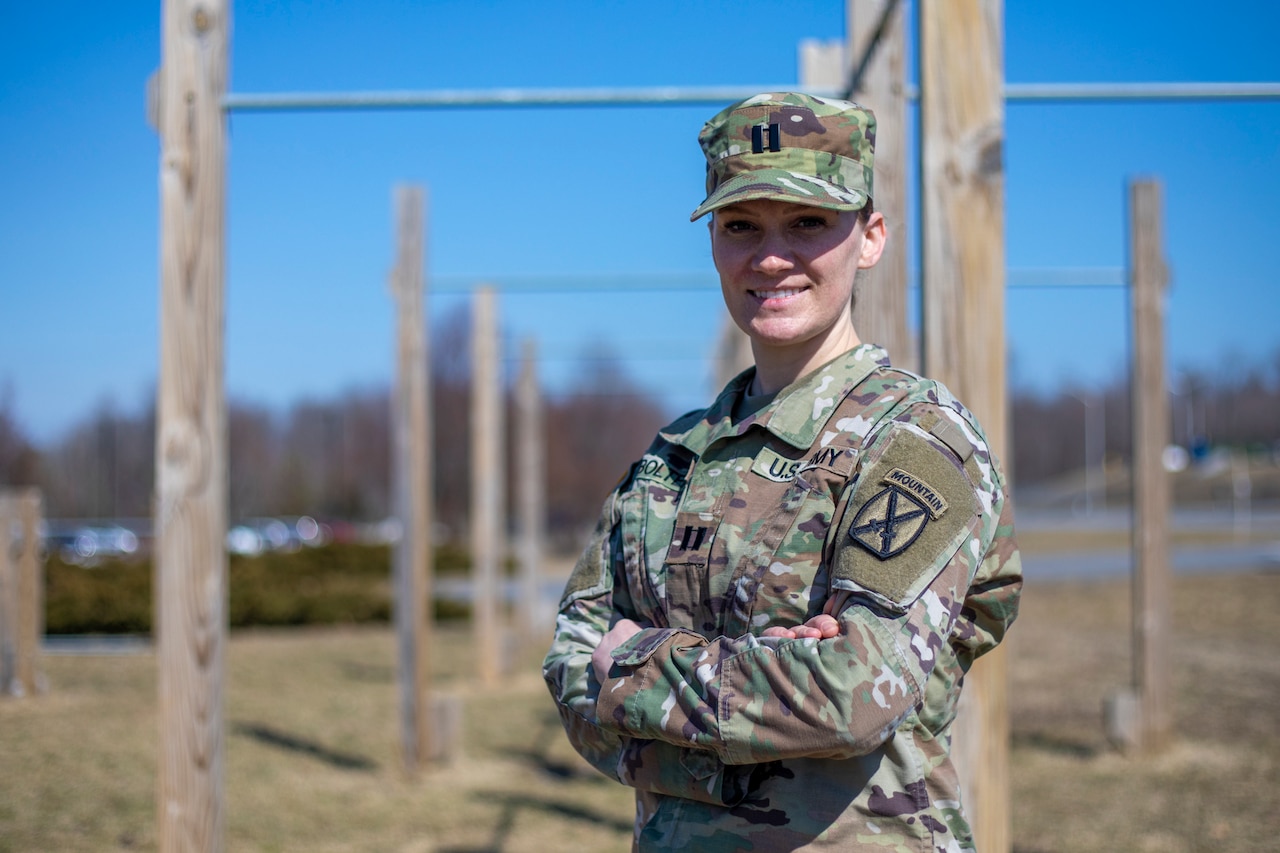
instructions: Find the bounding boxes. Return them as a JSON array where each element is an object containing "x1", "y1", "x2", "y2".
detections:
[
  {"x1": 761, "y1": 615, "x2": 839, "y2": 640},
  {"x1": 760, "y1": 591, "x2": 853, "y2": 639},
  {"x1": 591, "y1": 617, "x2": 643, "y2": 683}
]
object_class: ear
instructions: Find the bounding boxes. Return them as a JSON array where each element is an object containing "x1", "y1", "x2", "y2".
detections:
[{"x1": 857, "y1": 210, "x2": 888, "y2": 269}]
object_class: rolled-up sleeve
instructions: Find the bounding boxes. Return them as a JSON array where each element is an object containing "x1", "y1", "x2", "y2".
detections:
[{"x1": 542, "y1": 496, "x2": 749, "y2": 804}]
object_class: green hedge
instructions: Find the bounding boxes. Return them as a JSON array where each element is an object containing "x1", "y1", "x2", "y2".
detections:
[{"x1": 44, "y1": 543, "x2": 471, "y2": 635}]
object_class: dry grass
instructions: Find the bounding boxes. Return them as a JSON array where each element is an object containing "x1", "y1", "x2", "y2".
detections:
[
  {"x1": 1009, "y1": 571, "x2": 1280, "y2": 852},
  {"x1": 2, "y1": 568, "x2": 1279, "y2": 852}
]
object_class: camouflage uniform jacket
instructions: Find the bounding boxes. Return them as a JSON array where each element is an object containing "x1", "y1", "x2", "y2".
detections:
[{"x1": 543, "y1": 344, "x2": 1022, "y2": 852}]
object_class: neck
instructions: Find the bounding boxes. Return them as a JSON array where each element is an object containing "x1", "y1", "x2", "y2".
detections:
[{"x1": 749, "y1": 323, "x2": 862, "y2": 396}]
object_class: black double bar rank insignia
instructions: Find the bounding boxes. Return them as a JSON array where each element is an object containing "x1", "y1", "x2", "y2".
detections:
[{"x1": 666, "y1": 510, "x2": 718, "y2": 568}]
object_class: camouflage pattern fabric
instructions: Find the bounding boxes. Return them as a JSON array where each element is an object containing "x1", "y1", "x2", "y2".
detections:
[
  {"x1": 690, "y1": 92, "x2": 877, "y2": 221},
  {"x1": 543, "y1": 344, "x2": 1021, "y2": 851}
]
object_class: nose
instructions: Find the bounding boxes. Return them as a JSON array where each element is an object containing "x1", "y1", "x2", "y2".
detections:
[{"x1": 752, "y1": 232, "x2": 794, "y2": 275}]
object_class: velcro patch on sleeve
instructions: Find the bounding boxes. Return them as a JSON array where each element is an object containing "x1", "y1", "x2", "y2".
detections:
[
  {"x1": 561, "y1": 518, "x2": 612, "y2": 602},
  {"x1": 833, "y1": 426, "x2": 979, "y2": 611}
]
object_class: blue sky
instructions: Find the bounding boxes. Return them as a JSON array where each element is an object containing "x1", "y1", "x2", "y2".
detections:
[{"x1": 2, "y1": 0, "x2": 1278, "y2": 443}]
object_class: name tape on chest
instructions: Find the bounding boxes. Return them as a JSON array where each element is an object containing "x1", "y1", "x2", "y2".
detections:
[
  {"x1": 751, "y1": 445, "x2": 856, "y2": 483},
  {"x1": 633, "y1": 453, "x2": 681, "y2": 487}
]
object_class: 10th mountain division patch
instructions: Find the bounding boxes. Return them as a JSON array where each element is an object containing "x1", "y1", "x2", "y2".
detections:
[
  {"x1": 848, "y1": 465, "x2": 951, "y2": 560},
  {"x1": 847, "y1": 485, "x2": 930, "y2": 559}
]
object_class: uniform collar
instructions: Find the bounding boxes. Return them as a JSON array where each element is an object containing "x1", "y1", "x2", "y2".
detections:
[{"x1": 661, "y1": 343, "x2": 891, "y2": 455}]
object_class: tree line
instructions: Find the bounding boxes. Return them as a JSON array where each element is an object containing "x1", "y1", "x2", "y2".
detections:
[
  {"x1": 0, "y1": 306, "x2": 670, "y2": 548},
  {"x1": 3, "y1": 339, "x2": 1278, "y2": 543},
  {"x1": 1010, "y1": 350, "x2": 1280, "y2": 484}
]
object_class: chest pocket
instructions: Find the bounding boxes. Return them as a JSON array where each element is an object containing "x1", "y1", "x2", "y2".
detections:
[
  {"x1": 712, "y1": 443, "x2": 859, "y2": 637},
  {"x1": 616, "y1": 454, "x2": 687, "y2": 626},
  {"x1": 662, "y1": 509, "x2": 723, "y2": 634}
]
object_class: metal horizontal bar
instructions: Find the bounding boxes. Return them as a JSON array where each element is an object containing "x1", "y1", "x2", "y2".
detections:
[
  {"x1": 221, "y1": 85, "x2": 813, "y2": 113},
  {"x1": 429, "y1": 272, "x2": 720, "y2": 293},
  {"x1": 1003, "y1": 81, "x2": 1280, "y2": 103},
  {"x1": 428, "y1": 267, "x2": 1124, "y2": 293},
  {"x1": 223, "y1": 81, "x2": 1280, "y2": 113}
]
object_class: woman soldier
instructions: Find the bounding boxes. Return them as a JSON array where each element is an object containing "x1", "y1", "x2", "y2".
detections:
[{"x1": 543, "y1": 92, "x2": 1021, "y2": 851}]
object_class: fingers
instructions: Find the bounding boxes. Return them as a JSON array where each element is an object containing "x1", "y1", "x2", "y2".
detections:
[
  {"x1": 763, "y1": 613, "x2": 840, "y2": 640},
  {"x1": 807, "y1": 614, "x2": 840, "y2": 638},
  {"x1": 592, "y1": 618, "x2": 644, "y2": 683},
  {"x1": 822, "y1": 590, "x2": 853, "y2": 617}
]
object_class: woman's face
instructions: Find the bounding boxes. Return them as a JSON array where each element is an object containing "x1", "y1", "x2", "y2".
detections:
[{"x1": 710, "y1": 198, "x2": 885, "y2": 357}]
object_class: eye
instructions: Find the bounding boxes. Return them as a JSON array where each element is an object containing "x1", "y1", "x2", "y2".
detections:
[
  {"x1": 792, "y1": 214, "x2": 829, "y2": 230},
  {"x1": 720, "y1": 218, "x2": 757, "y2": 234}
]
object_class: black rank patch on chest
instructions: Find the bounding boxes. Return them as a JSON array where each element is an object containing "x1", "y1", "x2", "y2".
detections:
[
  {"x1": 847, "y1": 485, "x2": 930, "y2": 560},
  {"x1": 665, "y1": 510, "x2": 719, "y2": 568}
]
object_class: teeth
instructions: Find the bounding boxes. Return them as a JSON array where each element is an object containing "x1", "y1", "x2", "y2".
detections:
[{"x1": 754, "y1": 288, "x2": 803, "y2": 299}]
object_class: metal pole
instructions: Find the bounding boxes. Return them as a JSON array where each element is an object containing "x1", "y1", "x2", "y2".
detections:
[{"x1": 221, "y1": 81, "x2": 1280, "y2": 114}]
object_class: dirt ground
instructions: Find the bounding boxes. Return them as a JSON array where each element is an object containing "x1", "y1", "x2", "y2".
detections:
[
  {"x1": 1007, "y1": 569, "x2": 1280, "y2": 852},
  {"x1": 1, "y1": 567, "x2": 1278, "y2": 852}
]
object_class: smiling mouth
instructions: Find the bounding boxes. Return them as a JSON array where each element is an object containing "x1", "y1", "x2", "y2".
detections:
[{"x1": 750, "y1": 287, "x2": 807, "y2": 300}]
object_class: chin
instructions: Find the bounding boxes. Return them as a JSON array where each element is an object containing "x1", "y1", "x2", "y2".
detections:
[{"x1": 746, "y1": 323, "x2": 817, "y2": 349}]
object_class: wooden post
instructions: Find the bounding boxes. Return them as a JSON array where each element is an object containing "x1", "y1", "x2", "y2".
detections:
[
  {"x1": 156, "y1": 1, "x2": 229, "y2": 849},
  {"x1": 797, "y1": 5, "x2": 910, "y2": 369},
  {"x1": 515, "y1": 338, "x2": 546, "y2": 643},
  {"x1": 471, "y1": 286, "x2": 504, "y2": 685},
  {"x1": 847, "y1": 0, "x2": 913, "y2": 370},
  {"x1": 713, "y1": 314, "x2": 754, "y2": 391},
  {"x1": 1129, "y1": 178, "x2": 1172, "y2": 753},
  {"x1": 919, "y1": 1, "x2": 1010, "y2": 850},
  {"x1": 0, "y1": 494, "x2": 12, "y2": 695},
  {"x1": 390, "y1": 184, "x2": 434, "y2": 772},
  {"x1": 1, "y1": 488, "x2": 44, "y2": 698}
]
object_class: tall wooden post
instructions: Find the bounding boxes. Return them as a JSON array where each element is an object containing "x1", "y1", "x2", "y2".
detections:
[
  {"x1": 156, "y1": 1, "x2": 229, "y2": 849},
  {"x1": 390, "y1": 185, "x2": 434, "y2": 772},
  {"x1": 919, "y1": 1, "x2": 1010, "y2": 850},
  {"x1": 798, "y1": 4, "x2": 910, "y2": 369},
  {"x1": 1129, "y1": 179, "x2": 1172, "y2": 753},
  {"x1": 515, "y1": 338, "x2": 546, "y2": 643},
  {"x1": 847, "y1": 0, "x2": 913, "y2": 370},
  {"x1": 471, "y1": 286, "x2": 504, "y2": 685},
  {"x1": 0, "y1": 488, "x2": 43, "y2": 698},
  {"x1": 0, "y1": 493, "x2": 15, "y2": 695}
]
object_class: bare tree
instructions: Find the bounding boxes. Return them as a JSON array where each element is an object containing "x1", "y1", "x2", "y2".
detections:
[{"x1": 0, "y1": 385, "x2": 39, "y2": 487}]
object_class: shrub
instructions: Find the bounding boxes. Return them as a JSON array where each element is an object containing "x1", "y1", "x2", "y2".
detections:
[{"x1": 43, "y1": 543, "x2": 471, "y2": 635}]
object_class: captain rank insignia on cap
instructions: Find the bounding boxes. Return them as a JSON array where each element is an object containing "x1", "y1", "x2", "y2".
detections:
[{"x1": 848, "y1": 467, "x2": 949, "y2": 560}]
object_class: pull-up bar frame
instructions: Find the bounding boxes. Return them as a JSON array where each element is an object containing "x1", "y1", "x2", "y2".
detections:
[{"x1": 221, "y1": 81, "x2": 1280, "y2": 113}]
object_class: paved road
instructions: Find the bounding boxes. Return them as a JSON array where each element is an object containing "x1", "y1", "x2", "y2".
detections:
[
  {"x1": 1017, "y1": 505, "x2": 1280, "y2": 581},
  {"x1": 1021, "y1": 541, "x2": 1280, "y2": 582}
]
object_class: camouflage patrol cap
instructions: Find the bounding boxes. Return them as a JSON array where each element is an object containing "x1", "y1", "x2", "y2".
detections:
[{"x1": 690, "y1": 92, "x2": 875, "y2": 221}]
